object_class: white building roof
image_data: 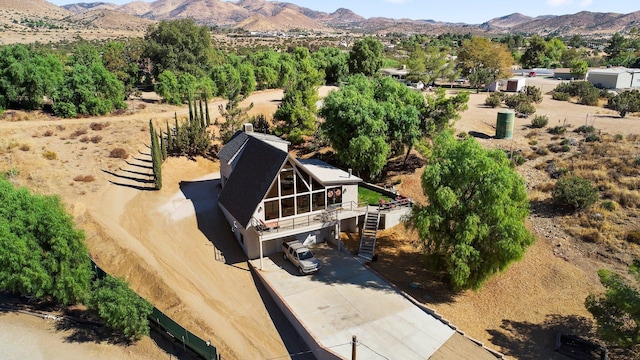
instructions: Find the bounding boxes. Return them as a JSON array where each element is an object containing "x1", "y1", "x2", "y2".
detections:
[
  {"x1": 588, "y1": 67, "x2": 640, "y2": 75},
  {"x1": 296, "y1": 158, "x2": 361, "y2": 185}
]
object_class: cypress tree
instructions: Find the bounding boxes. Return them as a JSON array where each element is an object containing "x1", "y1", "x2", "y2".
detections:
[
  {"x1": 204, "y1": 93, "x2": 211, "y2": 127},
  {"x1": 187, "y1": 97, "x2": 193, "y2": 123},
  {"x1": 199, "y1": 98, "x2": 205, "y2": 128},
  {"x1": 154, "y1": 132, "x2": 162, "y2": 189},
  {"x1": 160, "y1": 130, "x2": 167, "y2": 161},
  {"x1": 166, "y1": 121, "x2": 173, "y2": 154}
]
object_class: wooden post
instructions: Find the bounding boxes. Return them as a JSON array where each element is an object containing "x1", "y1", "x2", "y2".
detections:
[{"x1": 352, "y1": 335, "x2": 357, "y2": 360}]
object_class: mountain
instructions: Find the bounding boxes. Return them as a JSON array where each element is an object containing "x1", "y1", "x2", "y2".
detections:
[
  {"x1": 66, "y1": 8, "x2": 153, "y2": 30},
  {"x1": 62, "y1": 2, "x2": 119, "y2": 13},
  {"x1": 4, "y1": 0, "x2": 640, "y2": 37},
  {"x1": 482, "y1": 13, "x2": 536, "y2": 29}
]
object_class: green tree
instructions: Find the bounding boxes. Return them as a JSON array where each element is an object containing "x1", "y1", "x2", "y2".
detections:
[
  {"x1": 87, "y1": 275, "x2": 153, "y2": 341},
  {"x1": 406, "y1": 132, "x2": 534, "y2": 290},
  {"x1": 586, "y1": 260, "x2": 640, "y2": 348},
  {"x1": 54, "y1": 45, "x2": 126, "y2": 118},
  {"x1": 320, "y1": 75, "x2": 389, "y2": 178},
  {"x1": 102, "y1": 39, "x2": 144, "y2": 98},
  {"x1": 607, "y1": 89, "x2": 640, "y2": 118},
  {"x1": 422, "y1": 88, "x2": 469, "y2": 136},
  {"x1": 150, "y1": 120, "x2": 162, "y2": 190},
  {"x1": 211, "y1": 64, "x2": 241, "y2": 100},
  {"x1": 552, "y1": 175, "x2": 598, "y2": 210},
  {"x1": 312, "y1": 46, "x2": 348, "y2": 84},
  {"x1": 520, "y1": 35, "x2": 549, "y2": 69},
  {"x1": 348, "y1": 36, "x2": 384, "y2": 76},
  {"x1": 457, "y1": 37, "x2": 513, "y2": 91},
  {"x1": 238, "y1": 62, "x2": 256, "y2": 97},
  {"x1": 0, "y1": 178, "x2": 92, "y2": 305},
  {"x1": 0, "y1": 45, "x2": 63, "y2": 111},
  {"x1": 144, "y1": 19, "x2": 219, "y2": 78},
  {"x1": 155, "y1": 70, "x2": 181, "y2": 105},
  {"x1": 570, "y1": 59, "x2": 589, "y2": 80},
  {"x1": 408, "y1": 45, "x2": 458, "y2": 85}
]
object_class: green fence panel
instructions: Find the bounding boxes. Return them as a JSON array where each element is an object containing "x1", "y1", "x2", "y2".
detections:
[{"x1": 91, "y1": 259, "x2": 217, "y2": 360}]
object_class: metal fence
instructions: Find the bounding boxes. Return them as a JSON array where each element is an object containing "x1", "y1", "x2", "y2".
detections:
[{"x1": 90, "y1": 259, "x2": 218, "y2": 360}]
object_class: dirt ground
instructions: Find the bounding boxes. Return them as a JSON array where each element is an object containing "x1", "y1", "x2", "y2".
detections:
[{"x1": 0, "y1": 80, "x2": 639, "y2": 359}]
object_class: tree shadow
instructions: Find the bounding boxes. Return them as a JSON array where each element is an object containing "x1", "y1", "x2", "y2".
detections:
[
  {"x1": 529, "y1": 199, "x2": 574, "y2": 219},
  {"x1": 107, "y1": 180, "x2": 157, "y2": 191},
  {"x1": 383, "y1": 153, "x2": 427, "y2": 175},
  {"x1": 119, "y1": 168, "x2": 152, "y2": 177},
  {"x1": 469, "y1": 131, "x2": 493, "y2": 139},
  {"x1": 179, "y1": 178, "x2": 248, "y2": 266},
  {"x1": 102, "y1": 169, "x2": 154, "y2": 184},
  {"x1": 124, "y1": 160, "x2": 153, "y2": 170},
  {"x1": 485, "y1": 314, "x2": 627, "y2": 360}
]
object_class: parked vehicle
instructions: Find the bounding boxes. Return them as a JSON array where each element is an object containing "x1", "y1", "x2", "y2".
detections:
[{"x1": 282, "y1": 241, "x2": 320, "y2": 275}]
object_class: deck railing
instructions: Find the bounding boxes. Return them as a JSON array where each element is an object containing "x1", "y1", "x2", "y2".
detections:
[{"x1": 252, "y1": 201, "x2": 368, "y2": 236}]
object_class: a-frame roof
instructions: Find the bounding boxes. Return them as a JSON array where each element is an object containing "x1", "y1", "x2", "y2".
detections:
[
  {"x1": 218, "y1": 131, "x2": 289, "y2": 164},
  {"x1": 218, "y1": 136, "x2": 288, "y2": 228}
]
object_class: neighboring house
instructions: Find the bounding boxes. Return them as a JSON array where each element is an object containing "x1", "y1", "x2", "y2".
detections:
[
  {"x1": 587, "y1": 67, "x2": 640, "y2": 89},
  {"x1": 485, "y1": 79, "x2": 506, "y2": 92},
  {"x1": 553, "y1": 68, "x2": 578, "y2": 80},
  {"x1": 381, "y1": 66, "x2": 409, "y2": 82}
]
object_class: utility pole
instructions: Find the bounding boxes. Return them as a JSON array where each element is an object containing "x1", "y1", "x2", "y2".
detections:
[{"x1": 352, "y1": 335, "x2": 357, "y2": 360}]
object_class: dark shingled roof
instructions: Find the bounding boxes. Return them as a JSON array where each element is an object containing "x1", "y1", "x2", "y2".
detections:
[
  {"x1": 218, "y1": 131, "x2": 289, "y2": 164},
  {"x1": 218, "y1": 137, "x2": 288, "y2": 228},
  {"x1": 217, "y1": 132, "x2": 249, "y2": 164}
]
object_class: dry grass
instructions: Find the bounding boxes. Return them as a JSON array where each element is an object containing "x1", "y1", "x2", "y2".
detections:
[
  {"x1": 90, "y1": 122, "x2": 109, "y2": 131},
  {"x1": 43, "y1": 129, "x2": 54, "y2": 137},
  {"x1": 69, "y1": 128, "x2": 88, "y2": 139},
  {"x1": 42, "y1": 150, "x2": 57, "y2": 160},
  {"x1": 19, "y1": 144, "x2": 30, "y2": 151},
  {"x1": 90, "y1": 135, "x2": 102, "y2": 144}
]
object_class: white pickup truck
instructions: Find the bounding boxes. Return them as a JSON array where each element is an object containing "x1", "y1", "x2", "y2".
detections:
[{"x1": 282, "y1": 240, "x2": 321, "y2": 275}]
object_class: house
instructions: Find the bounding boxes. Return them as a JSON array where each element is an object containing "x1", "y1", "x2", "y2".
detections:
[
  {"x1": 506, "y1": 77, "x2": 526, "y2": 92},
  {"x1": 217, "y1": 125, "x2": 413, "y2": 267},
  {"x1": 587, "y1": 67, "x2": 640, "y2": 89},
  {"x1": 553, "y1": 68, "x2": 579, "y2": 80},
  {"x1": 381, "y1": 66, "x2": 409, "y2": 82},
  {"x1": 485, "y1": 79, "x2": 506, "y2": 92},
  {"x1": 217, "y1": 125, "x2": 359, "y2": 265}
]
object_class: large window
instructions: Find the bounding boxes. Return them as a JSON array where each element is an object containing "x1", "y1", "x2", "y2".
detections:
[
  {"x1": 264, "y1": 200, "x2": 279, "y2": 220},
  {"x1": 297, "y1": 195, "x2": 310, "y2": 214},
  {"x1": 312, "y1": 192, "x2": 326, "y2": 211},
  {"x1": 261, "y1": 160, "x2": 328, "y2": 220}
]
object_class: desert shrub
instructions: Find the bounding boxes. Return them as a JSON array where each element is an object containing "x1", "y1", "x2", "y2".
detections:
[
  {"x1": 529, "y1": 140, "x2": 538, "y2": 145},
  {"x1": 577, "y1": 87, "x2": 600, "y2": 106},
  {"x1": 70, "y1": 128, "x2": 88, "y2": 139},
  {"x1": 601, "y1": 200, "x2": 617, "y2": 211},
  {"x1": 43, "y1": 129, "x2": 54, "y2": 137},
  {"x1": 510, "y1": 153, "x2": 526, "y2": 166},
  {"x1": 552, "y1": 91, "x2": 571, "y2": 101},
  {"x1": 73, "y1": 175, "x2": 95, "y2": 182},
  {"x1": 457, "y1": 132, "x2": 469, "y2": 139},
  {"x1": 614, "y1": 134, "x2": 624, "y2": 141},
  {"x1": 56, "y1": 125, "x2": 66, "y2": 131},
  {"x1": 42, "y1": 150, "x2": 57, "y2": 160},
  {"x1": 3, "y1": 167, "x2": 19, "y2": 179},
  {"x1": 561, "y1": 145, "x2": 571, "y2": 152},
  {"x1": 79, "y1": 136, "x2": 90, "y2": 143},
  {"x1": 554, "y1": 81, "x2": 600, "y2": 106},
  {"x1": 522, "y1": 85, "x2": 542, "y2": 104},
  {"x1": 536, "y1": 147, "x2": 549, "y2": 155},
  {"x1": 635, "y1": 156, "x2": 640, "y2": 166},
  {"x1": 548, "y1": 126, "x2": 566, "y2": 135},
  {"x1": 606, "y1": 89, "x2": 640, "y2": 118},
  {"x1": 560, "y1": 139, "x2": 570, "y2": 146},
  {"x1": 90, "y1": 135, "x2": 102, "y2": 143},
  {"x1": 585, "y1": 133, "x2": 600, "y2": 142},
  {"x1": 575, "y1": 125, "x2": 595, "y2": 133},
  {"x1": 515, "y1": 102, "x2": 536, "y2": 117},
  {"x1": 553, "y1": 175, "x2": 598, "y2": 210},
  {"x1": 531, "y1": 115, "x2": 549, "y2": 128},
  {"x1": 90, "y1": 122, "x2": 108, "y2": 131},
  {"x1": 484, "y1": 92, "x2": 503, "y2": 108},
  {"x1": 504, "y1": 93, "x2": 529, "y2": 109},
  {"x1": 525, "y1": 130, "x2": 538, "y2": 138},
  {"x1": 627, "y1": 231, "x2": 640, "y2": 244},
  {"x1": 109, "y1": 148, "x2": 128, "y2": 159},
  {"x1": 19, "y1": 144, "x2": 30, "y2": 151}
]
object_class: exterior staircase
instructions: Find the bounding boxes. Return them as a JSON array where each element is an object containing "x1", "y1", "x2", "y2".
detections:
[{"x1": 358, "y1": 210, "x2": 380, "y2": 261}]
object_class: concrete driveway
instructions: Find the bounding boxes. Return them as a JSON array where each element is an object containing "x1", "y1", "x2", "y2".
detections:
[{"x1": 250, "y1": 243, "x2": 499, "y2": 360}]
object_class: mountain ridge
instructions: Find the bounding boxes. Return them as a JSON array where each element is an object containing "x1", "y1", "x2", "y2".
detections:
[{"x1": 27, "y1": 0, "x2": 640, "y2": 35}]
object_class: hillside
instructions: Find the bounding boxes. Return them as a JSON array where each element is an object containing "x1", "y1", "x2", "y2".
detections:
[{"x1": 0, "y1": 0, "x2": 630, "y2": 36}]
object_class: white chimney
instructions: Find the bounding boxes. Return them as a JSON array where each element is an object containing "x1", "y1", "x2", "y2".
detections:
[
  {"x1": 243, "y1": 123, "x2": 254, "y2": 133},
  {"x1": 348, "y1": 168, "x2": 352, "y2": 178}
]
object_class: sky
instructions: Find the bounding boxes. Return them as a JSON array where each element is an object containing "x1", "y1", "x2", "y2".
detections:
[{"x1": 48, "y1": 0, "x2": 640, "y2": 24}]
